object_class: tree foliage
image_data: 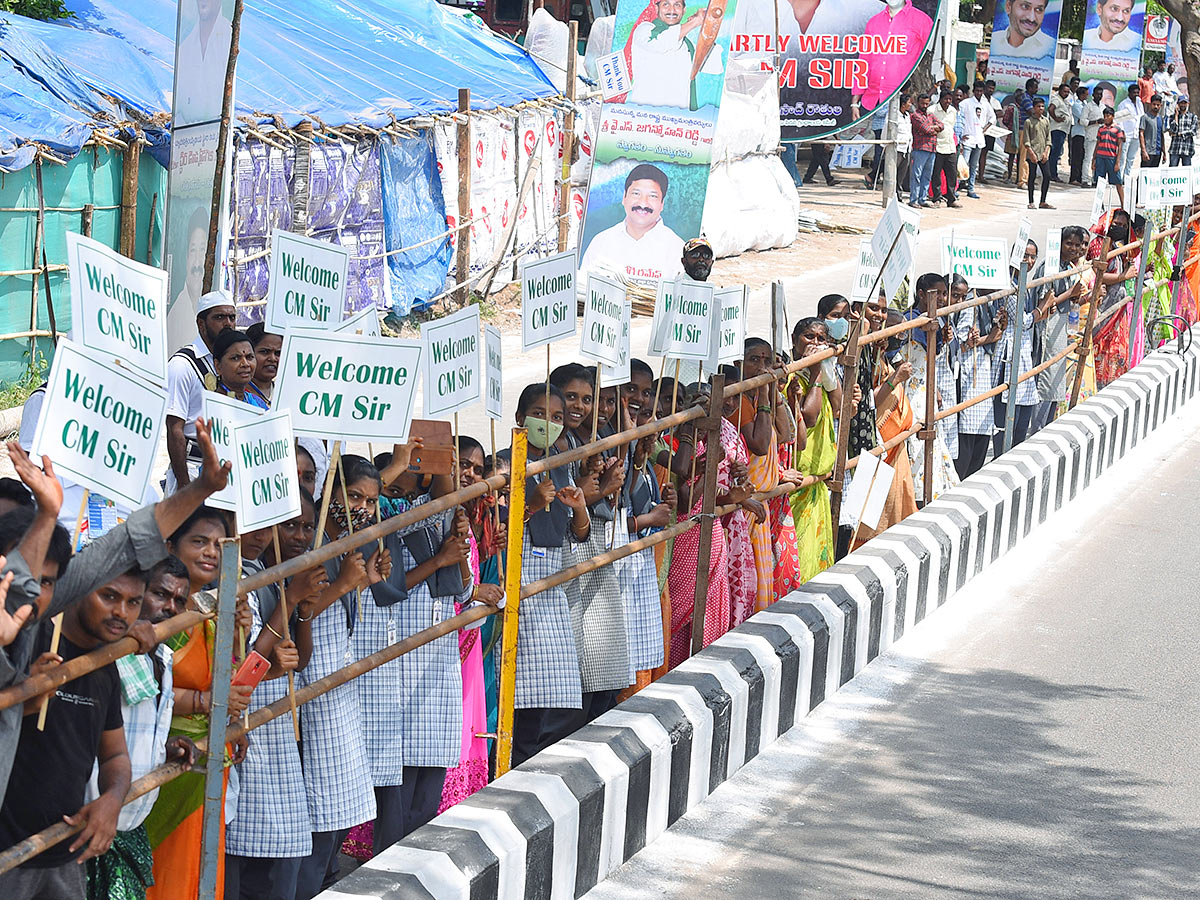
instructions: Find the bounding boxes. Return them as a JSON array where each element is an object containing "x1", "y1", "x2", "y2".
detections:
[{"x1": 0, "y1": 0, "x2": 71, "y2": 20}]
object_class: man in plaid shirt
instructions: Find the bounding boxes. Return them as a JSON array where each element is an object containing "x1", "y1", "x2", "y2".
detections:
[
  {"x1": 909, "y1": 92, "x2": 942, "y2": 207},
  {"x1": 1168, "y1": 97, "x2": 1197, "y2": 166}
]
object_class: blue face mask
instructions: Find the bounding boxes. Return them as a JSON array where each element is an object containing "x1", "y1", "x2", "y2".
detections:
[{"x1": 824, "y1": 317, "x2": 849, "y2": 342}]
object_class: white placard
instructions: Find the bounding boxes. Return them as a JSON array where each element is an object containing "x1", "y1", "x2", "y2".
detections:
[
  {"x1": 771, "y1": 283, "x2": 788, "y2": 354},
  {"x1": 1045, "y1": 227, "x2": 1063, "y2": 277},
  {"x1": 1139, "y1": 169, "x2": 1164, "y2": 210},
  {"x1": 850, "y1": 238, "x2": 881, "y2": 303},
  {"x1": 333, "y1": 305, "x2": 380, "y2": 336},
  {"x1": 599, "y1": 295, "x2": 632, "y2": 388},
  {"x1": 1092, "y1": 176, "x2": 1108, "y2": 222},
  {"x1": 421, "y1": 305, "x2": 481, "y2": 418},
  {"x1": 596, "y1": 50, "x2": 630, "y2": 100},
  {"x1": 579, "y1": 272, "x2": 626, "y2": 367},
  {"x1": 266, "y1": 229, "x2": 350, "y2": 333},
  {"x1": 709, "y1": 285, "x2": 747, "y2": 368},
  {"x1": 1159, "y1": 166, "x2": 1191, "y2": 207},
  {"x1": 1192, "y1": 161, "x2": 1200, "y2": 197},
  {"x1": 1009, "y1": 216, "x2": 1032, "y2": 268},
  {"x1": 940, "y1": 236, "x2": 1008, "y2": 289},
  {"x1": 231, "y1": 409, "x2": 302, "y2": 532},
  {"x1": 65, "y1": 232, "x2": 169, "y2": 386},
  {"x1": 843, "y1": 452, "x2": 896, "y2": 530},
  {"x1": 881, "y1": 231, "x2": 914, "y2": 303},
  {"x1": 649, "y1": 277, "x2": 674, "y2": 356},
  {"x1": 520, "y1": 250, "x2": 576, "y2": 350},
  {"x1": 659, "y1": 279, "x2": 718, "y2": 362},
  {"x1": 484, "y1": 324, "x2": 503, "y2": 421},
  {"x1": 203, "y1": 392, "x2": 264, "y2": 512},
  {"x1": 870, "y1": 198, "x2": 904, "y2": 264},
  {"x1": 274, "y1": 331, "x2": 422, "y2": 441},
  {"x1": 31, "y1": 338, "x2": 167, "y2": 510}
]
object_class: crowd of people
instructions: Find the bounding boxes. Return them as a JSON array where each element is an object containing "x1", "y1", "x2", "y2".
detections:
[{"x1": 1, "y1": 159, "x2": 1199, "y2": 900}]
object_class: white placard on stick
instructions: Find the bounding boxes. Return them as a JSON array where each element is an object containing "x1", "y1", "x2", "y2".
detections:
[
  {"x1": 520, "y1": 250, "x2": 576, "y2": 350},
  {"x1": 599, "y1": 294, "x2": 632, "y2": 388},
  {"x1": 881, "y1": 231, "x2": 914, "y2": 303},
  {"x1": 580, "y1": 272, "x2": 626, "y2": 367},
  {"x1": 484, "y1": 324, "x2": 503, "y2": 421},
  {"x1": 850, "y1": 238, "x2": 881, "y2": 303},
  {"x1": 1139, "y1": 169, "x2": 1164, "y2": 210},
  {"x1": 843, "y1": 452, "x2": 896, "y2": 530},
  {"x1": 709, "y1": 285, "x2": 747, "y2": 368},
  {"x1": 203, "y1": 393, "x2": 264, "y2": 512},
  {"x1": 1045, "y1": 226, "x2": 1063, "y2": 277},
  {"x1": 659, "y1": 279, "x2": 718, "y2": 362},
  {"x1": 596, "y1": 50, "x2": 631, "y2": 100},
  {"x1": 870, "y1": 198, "x2": 905, "y2": 263},
  {"x1": 1009, "y1": 217, "x2": 1033, "y2": 267},
  {"x1": 231, "y1": 409, "x2": 302, "y2": 532},
  {"x1": 422, "y1": 305, "x2": 481, "y2": 418},
  {"x1": 333, "y1": 305, "x2": 380, "y2": 336},
  {"x1": 940, "y1": 236, "x2": 1008, "y2": 289},
  {"x1": 1159, "y1": 166, "x2": 1191, "y2": 207},
  {"x1": 266, "y1": 229, "x2": 350, "y2": 333},
  {"x1": 274, "y1": 331, "x2": 423, "y2": 441},
  {"x1": 650, "y1": 278, "x2": 675, "y2": 355},
  {"x1": 1092, "y1": 176, "x2": 1108, "y2": 222},
  {"x1": 65, "y1": 232, "x2": 169, "y2": 386},
  {"x1": 31, "y1": 338, "x2": 167, "y2": 510}
]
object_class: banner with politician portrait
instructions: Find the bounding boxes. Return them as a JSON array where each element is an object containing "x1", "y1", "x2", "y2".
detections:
[
  {"x1": 1080, "y1": 0, "x2": 1145, "y2": 84},
  {"x1": 578, "y1": 0, "x2": 739, "y2": 287},
  {"x1": 988, "y1": 0, "x2": 1063, "y2": 94},
  {"x1": 728, "y1": 0, "x2": 940, "y2": 142}
]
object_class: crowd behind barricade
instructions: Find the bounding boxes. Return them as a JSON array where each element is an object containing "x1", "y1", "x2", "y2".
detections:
[{"x1": 0, "y1": 205, "x2": 1198, "y2": 900}]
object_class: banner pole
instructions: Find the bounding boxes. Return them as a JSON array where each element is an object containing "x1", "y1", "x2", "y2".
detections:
[
  {"x1": 271, "y1": 525, "x2": 301, "y2": 741},
  {"x1": 201, "y1": 0, "x2": 244, "y2": 295}
]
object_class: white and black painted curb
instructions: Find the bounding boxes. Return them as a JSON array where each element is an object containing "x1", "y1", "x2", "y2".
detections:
[{"x1": 320, "y1": 337, "x2": 1200, "y2": 900}]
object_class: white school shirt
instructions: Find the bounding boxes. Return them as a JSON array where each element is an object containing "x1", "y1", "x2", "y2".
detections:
[{"x1": 579, "y1": 218, "x2": 685, "y2": 286}]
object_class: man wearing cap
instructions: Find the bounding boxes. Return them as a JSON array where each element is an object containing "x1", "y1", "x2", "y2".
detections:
[
  {"x1": 681, "y1": 237, "x2": 713, "y2": 282},
  {"x1": 164, "y1": 291, "x2": 237, "y2": 493},
  {"x1": 579, "y1": 163, "x2": 685, "y2": 285}
]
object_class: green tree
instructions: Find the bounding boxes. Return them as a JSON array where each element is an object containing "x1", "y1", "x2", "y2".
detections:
[{"x1": 0, "y1": 0, "x2": 71, "y2": 20}]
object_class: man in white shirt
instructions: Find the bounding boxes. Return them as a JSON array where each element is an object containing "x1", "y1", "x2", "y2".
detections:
[
  {"x1": 992, "y1": 0, "x2": 1055, "y2": 59},
  {"x1": 960, "y1": 81, "x2": 996, "y2": 198},
  {"x1": 1082, "y1": 84, "x2": 1105, "y2": 186},
  {"x1": 930, "y1": 90, "x2": 962, "y2": 206},
  {"x1": 164, "y1": 290, "x2": 237, "y2": 494},
  {"x1": 1083, "y1": 0, "x2": 1139, "y2": 52},
  {"x1": 1153, "y1": 61, "x2": 1179, "y2": 115},
  {"x1": 627, "y1": 0, "x2": 703, "y2": 108},
  {"x1": 580, "y1": 164, "x2": 685, "y2": 285},
  {"x1": 1115, "y1": 84, "x2": 1144, "y2": 177},
  {"x1": 1047, "y1": 82, "x2": 1072, "y2": 181}
]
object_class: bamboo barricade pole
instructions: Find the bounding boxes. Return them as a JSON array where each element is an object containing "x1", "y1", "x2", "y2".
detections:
[
  {"x1": 197, "y1": 538, "x2": 240, "y2": 900},
  {"x1": 0, "y1": 603, "x2": 497, "y2": 876},
  {"x1": 1070, "y1": 237, "x2": 1112, "y2": 408},
  {"x1": 313, "y1": 443, "x2": 340, "y2": 549},
  {"x1": 557, "y1": 20, "x2": 579, "y2": 254},
  {"x1": 921, "y1": 306, "x2": 938, "y2": 506},
  {"x1": 1002, "y1": 261, "x2": 1029, "y2": 454},
  {"x1": 689, "y1": 373, "x2": 725, "y2": 658},
  {"x1": 1170, "y1": 205, "x2": 1192, "y2": 317},
  {"x1": 202, "y1": 0, "x2": 243, "y2": 295},
  {"x1": 828, "y1": 311, "x2": 864, "y2": 529},
  {"x1": 34, "y1": 614, "x2": 63, "y2": 731},
  {"x1": 495, "y1": 428, "x2": 528, "y2": 777},
  {"x1": 271, "y1": 526, "x2": 301, "y2": 741},
  {"x1": 457, "y1": 88, "x2": 472, "y2": 307}
]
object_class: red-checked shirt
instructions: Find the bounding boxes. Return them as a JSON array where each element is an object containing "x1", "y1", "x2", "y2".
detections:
[{"x1": 910, "y1": 110, "x2": 940, "y2": 153}]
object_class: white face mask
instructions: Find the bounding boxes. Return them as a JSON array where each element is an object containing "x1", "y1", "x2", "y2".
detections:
[{"x1": 524, "y1": 416, "x2": 564, "y2": 450}]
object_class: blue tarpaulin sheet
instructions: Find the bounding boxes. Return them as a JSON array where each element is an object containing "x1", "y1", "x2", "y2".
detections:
[
  {"x1": 46, "y1": 0, "x2": 556, "y2": 125},
  {"x1": 0, "y1": 51, "x2": 96, "y2": 170}
]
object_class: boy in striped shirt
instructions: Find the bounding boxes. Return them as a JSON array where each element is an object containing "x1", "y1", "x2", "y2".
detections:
[{"x1": 1093, "y1": 107, "x2": 1126, "y2": 207}]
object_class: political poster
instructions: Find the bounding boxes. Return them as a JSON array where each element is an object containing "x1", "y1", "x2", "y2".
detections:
[
  {"x1": 65, "y1": 232, "x2": 169, "y2": 386},
  {"x1": 520, "y1": 250, "x2": 576, "y2": 350},
  {"x1": 708, "y1": 285, "x2": 746, "y2": 369},
  {"x1": 1167, "y1": 20, "x2": 1188, "y2": 97},
  {"x1": 578, "y1": 0, "x2": 739, "y2": 286},
  {"x1": 940, "y1": 236, "x2": 1009, "y2": 289},
  {"x1": 484, "y1": 324, "x2": 503, "y2": 421},
  {"x1": 1145, "y1": 13, "x2": 1169, "y2": 50},
  {"x1": 1081, "y1": 0, "x2": 1145, "y2": 84},
  {"x1": 266, "y1": 230, "x2": 350, "y2": 333},
  {"x1": 164, "y1": 0, "x2": 237, "y2": 352},
  {"x1": 203, "y1": 392, "x2": 264, "y2": 512},
  {"x1": 31, "y1": 339, "x2": 168, "y2": 511},
  {"x1": 422, "y1": 305, "x2": 481, "y2": 418},
  {"x1": 729, "y1": 0, "x2": 941, "y2": 141},
  {"x1": 988, "y1": 0, "x2": 1063, "y2": 94},
  {"x1": 231, "y1": 409, "x2": 302, "y2": 532},
  {"x1": 273, "y1": 331, "x2": 423, "y2": 441},
  {"x1": 580, "y1": 273, "x2": 627, "y2": 367},
  {"x1": 333, "y1": 304, "x2": 381, "y2": 336}
]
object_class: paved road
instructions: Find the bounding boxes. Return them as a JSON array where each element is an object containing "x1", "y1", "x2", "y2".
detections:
[{"x1": 585, "y1": 397, "x2": 1200, "y2": 899}]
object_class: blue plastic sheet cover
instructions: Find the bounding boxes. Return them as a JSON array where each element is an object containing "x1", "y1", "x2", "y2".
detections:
[
  {"x1": 56, "y1": 0, "x2": 557, "y2": 127},
  {"x1": 380, "y1": 132, "x2": 452, "y2": 315},
  {"x1": 0, "y1": 60, "x2": 96, "y2": 171}
]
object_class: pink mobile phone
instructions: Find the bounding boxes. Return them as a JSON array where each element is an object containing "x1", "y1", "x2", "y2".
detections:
[{"x1": 231, "y1": 651, "x2": 271, "y2": 689}]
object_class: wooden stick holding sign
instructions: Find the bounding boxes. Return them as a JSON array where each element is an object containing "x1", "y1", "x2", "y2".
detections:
[
  {"x1": 271, "y1": 526, "x2": 301, "y2": 741},
  {"x1": 36, "y1": 613, "x2": 64, "y2": 731},
  {"x1": 313, "y1": 443, "x2": 340, "y2": 551}
]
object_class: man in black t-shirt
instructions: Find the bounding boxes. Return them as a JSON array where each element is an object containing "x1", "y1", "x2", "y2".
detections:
[{"x1": 0, "y1": 567, "x2": 147, "y2": 900}]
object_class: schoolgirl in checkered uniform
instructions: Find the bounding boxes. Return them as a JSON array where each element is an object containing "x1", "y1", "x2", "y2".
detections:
[
  {"x1": 510, "y1": 382, "x2": 593, "y2": 767},
  {"x1": 993, "y1": 242, "x2": 1042, "y2": 454},
  {"x1": 951, "y1": 274, "x2": 1004, "y2": 479}
]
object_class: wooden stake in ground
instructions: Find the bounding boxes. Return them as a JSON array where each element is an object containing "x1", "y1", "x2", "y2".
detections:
[
  {"x1": 35, "y1": 613, "x2": 63, "y2": 731},
  {"x1": 313, "y1": 443, "x2": 340, "y2": 550},
  {"x1": 271, "y1": 526, "x2": 301, "y2": 741}
]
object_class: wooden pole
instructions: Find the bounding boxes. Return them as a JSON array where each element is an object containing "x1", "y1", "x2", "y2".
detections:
[
  {"x1": 457, "y1": 88, "x2": 472, "y2": 308},
  {"x1": 1002, "y1": 261, "x2": 1029, "y2": 453},
  {"x1": 495, "y1": 427, "x2": 528, "y2": 776},
  {"x1": 1070, "y1": 237, "x2": 1112, "y2": 408},
  {"x1": 119, "y1": 139, "x2": 141, "y2": 259},
  {"x1": 271, "y1": 526, "x2": 301, "y2": 741},
  {"x1": 35, "y1": 613, "x2": 63, "y2": 731},
  {"x1": 828, "y1": 312, "x2": 865, "y2": 529},
  {"x1": 201, "y1": 0, "x2": 243, "y2": 295},
  {"x1": 314, "y1": 443, "x2": 340, "y2": 549},
  {"x1": 557, "y1": 20, "x2": 579, "y2": 254},
  {"x1": 29, "y1": 159, "x2": 43, "y2": 364},
  {"x1": 689, "y1": 373, "x2": 725, "y2": 658},
  {"x1": 922, "y1": 308, "x2": 938, "y2": 507},
  {"x1": 34, "y1": 161, "x2": 56, "y2": 343}
]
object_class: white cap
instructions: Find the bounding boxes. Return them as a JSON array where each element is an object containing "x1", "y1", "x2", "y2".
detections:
[{"x1": 197, "y1": 289, "x2": 235, "y2": 315}]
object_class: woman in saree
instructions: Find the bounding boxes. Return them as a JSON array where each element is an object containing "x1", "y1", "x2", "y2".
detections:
[
  {"x1": 1089, "y1": 209, "x2": 1141, "y2": 388},
  {"x1": 716, "y1": 366, "x2": 763, "y2": 627},
  {"x1": 786, "y1": 318, "x2": 840, "y2": 585},
  {"x1": 145, "y1": 508, "x2": 253, "y2": 900}
]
